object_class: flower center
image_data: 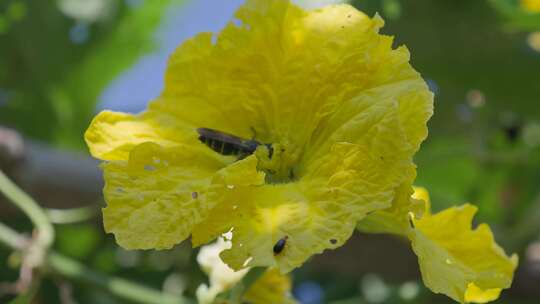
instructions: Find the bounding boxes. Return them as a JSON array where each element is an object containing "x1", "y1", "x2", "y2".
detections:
[{"x1": 255, "y1": 141, "x2": 301, "y2": 184}]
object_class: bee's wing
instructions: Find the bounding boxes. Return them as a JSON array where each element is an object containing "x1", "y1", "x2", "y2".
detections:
[{"x1": 197, "y1": 128, "x2": 250, "y2": 147}]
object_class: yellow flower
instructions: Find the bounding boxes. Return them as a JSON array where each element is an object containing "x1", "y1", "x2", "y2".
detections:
[
  {"x1": 85, "y1": 0, "x2": 433, "y2": 273},
  {"x1": 358, "y1": 187, "x2": 518, "y2": 303},
  {"x1": 521, "y1": 0, "x2": 540, "y2": 13},
  {"x1": 196, "y1": 234, "x2": 296, "y2": 304}
]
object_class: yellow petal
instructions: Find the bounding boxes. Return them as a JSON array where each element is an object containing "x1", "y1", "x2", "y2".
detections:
[
  {"x1": 212, "y1": 154, "x2": 266, "y2": 187},
  {"x1": 464, "y1": 283, "x2": 501, "y2": 304},
  {"x1": 193, "y1": 142, "x2": 410, "y2": 273},
  {"x1": 412, "y1": 186, "x2": 431, "y2": 214},
  {"x1": 156, "y1": 0, "x2": 433, "y2": 160},
  {"x1": 356, "y1": 166, "x2": 430, "y2": 236},
  {"x1": 85, "y1": 110, "x2": 195, "y2": 161},
  {"x1": 357, "y1": 180, "x2": 420, "y2": 236},
  {"x1": 218, "y1": 182, "x2": 359, "y2": 273},
  {"x1": 244, "y1": 268, "x2": 297, "y2": 304},
  {"x1": 410, "y1": 204, "x2": 518, "y2": 303},
  {"x1": 102, "y1": 142, "x2": 228, "y2": 249},
  {"x1": 190, "y1": 155, "x2": 266, "y2": 248},
  {"x1": 196, "y1": 180, "x2": 360, "y2": 273}
]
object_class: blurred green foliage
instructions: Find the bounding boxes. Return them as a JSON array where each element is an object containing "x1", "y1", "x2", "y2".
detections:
[
  {"x1": 490, "y1": 0, "x2": 540, "y2": 31},
  {"x1": 0, "y1": 0, "x2": 180, "y2": 149},
  {"x1": 56, "y1": 224, "x2": 101, "y2": 259}
]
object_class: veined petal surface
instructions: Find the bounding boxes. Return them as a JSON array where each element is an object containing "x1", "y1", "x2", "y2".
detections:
[{"x1": 102, "y1": 142, "x2": 228, "y2": 249}]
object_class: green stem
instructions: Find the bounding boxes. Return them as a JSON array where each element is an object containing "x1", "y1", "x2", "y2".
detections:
[
  {"x1": 0, "y1": 222, "x2": 194, "y2": 304},
  {"x1": 228, "y1": 267, "x2": 266, "y2": 303},
  {"x1": 0, "y1": 170, "x2": 54, "y2": 248},
  {"x1": 46, "y1": 205, "x2": 99, "y2": 224},
  {"x1": 48, "y1": 253, "x2": 193, "y2": 304},
  {"x1": 0, "y1": 222, "x2": 26, "y2": 250}
]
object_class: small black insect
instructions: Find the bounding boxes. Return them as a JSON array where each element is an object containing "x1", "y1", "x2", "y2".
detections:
[
  {"x1": 273, "y1": 236, "x2": 288, "y2": 255},
  {"x1": 197, "y1": 128, "x2": 273, "y2": 159}
]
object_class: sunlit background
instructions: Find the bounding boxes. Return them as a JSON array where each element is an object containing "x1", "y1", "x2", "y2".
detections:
[{"x1": 1, "y1": 0, "x2": 540, "y2": 303}]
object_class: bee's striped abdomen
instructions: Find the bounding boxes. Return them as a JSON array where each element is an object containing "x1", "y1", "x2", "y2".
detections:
[
  {"x1": 196, "y1": 128, "x2": 269, "y2": 159},
  {"x1": 210, "y1": 138, "x2": 221, "y2": 151},
  {"x1": 220, "y1": 141, "x2": 239, "y2": 155},
  {"x1": 198, "y1": 134, "x2": 241, "y2": 156}
]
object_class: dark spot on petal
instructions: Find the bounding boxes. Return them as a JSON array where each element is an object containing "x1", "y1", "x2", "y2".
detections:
[
  {"x1": 192, "y1": 192, "x2": 198, "y2": 199},
  {"x1": 330, "y1": 239, "x2": 337, "y2": 245}
]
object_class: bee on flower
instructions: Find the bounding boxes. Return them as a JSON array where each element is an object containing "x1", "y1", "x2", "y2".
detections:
[{"x1": 85, "y1": 0, "x2": 516, "y2": 302}]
